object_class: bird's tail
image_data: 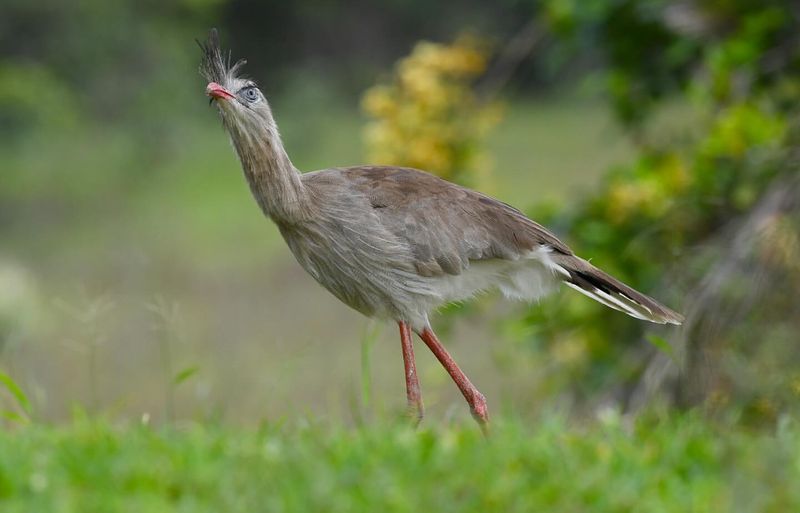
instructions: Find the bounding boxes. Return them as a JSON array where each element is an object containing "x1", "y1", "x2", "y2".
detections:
[{"x1": 550, "y1": 254, "x2": 684, "y2": 325}]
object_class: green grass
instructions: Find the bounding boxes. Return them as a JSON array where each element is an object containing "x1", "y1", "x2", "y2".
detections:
[{"x1": 1, "y1": 413, "x2": 798, "y2": 512}]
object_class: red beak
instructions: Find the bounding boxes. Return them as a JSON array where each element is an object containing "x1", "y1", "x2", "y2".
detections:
[{"x1": 206, "y1": 82, "x2": 235, "y2": 100}]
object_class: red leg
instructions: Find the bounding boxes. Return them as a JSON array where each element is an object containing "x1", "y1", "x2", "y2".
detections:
[
  {"x1": 398, "y1": 321, "x2": 424, "y2": 424},
  {"x1": 418, "y1": 327, "x2": 489, "y2": 433}
]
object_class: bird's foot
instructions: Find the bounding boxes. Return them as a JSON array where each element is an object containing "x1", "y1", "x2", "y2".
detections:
[
  {"x1": 406, "y1": 400, "x2": 424, "y2": 428},
  {"x1": 469, "y1": 391, "x2": 490, "y2": 437}
]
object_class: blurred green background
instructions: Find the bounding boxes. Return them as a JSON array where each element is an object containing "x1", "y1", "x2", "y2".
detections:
[{"x1": 2, "y1": 0, "x2": 799, "y2": 431}]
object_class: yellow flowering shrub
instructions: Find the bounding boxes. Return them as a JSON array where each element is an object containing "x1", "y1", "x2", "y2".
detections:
[{"x1": 361, "y1": 35, "x2": 501, "y2": 186}]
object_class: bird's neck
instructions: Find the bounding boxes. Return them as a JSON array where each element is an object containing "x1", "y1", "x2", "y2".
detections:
[{"x1": 232, "y1": 122, "x2": 311, "y2": 223}]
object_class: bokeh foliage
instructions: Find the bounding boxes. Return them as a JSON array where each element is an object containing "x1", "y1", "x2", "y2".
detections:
[
  {"x1": 519, "y1": 0, "x2": 800, "y2": 418},
  {"x1": 0, "y1": 0, "x2": 222, "y2": 135},
  {"x1": 362, "y1": 36, "x2": 501, "y2": 187}
]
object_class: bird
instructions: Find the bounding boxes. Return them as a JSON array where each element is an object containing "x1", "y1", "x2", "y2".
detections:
[{"x1": 197, "y1": 29, "x2": 683, "y2": 431}]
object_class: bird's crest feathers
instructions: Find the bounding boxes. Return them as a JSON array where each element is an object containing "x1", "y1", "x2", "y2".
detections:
[{"x1": 197, "y1": 28, "x2": 247, "y2": 85}]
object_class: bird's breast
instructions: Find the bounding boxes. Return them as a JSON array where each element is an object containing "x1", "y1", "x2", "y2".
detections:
[{"x1": 277, "y1": 215, "x2": 424, "y2": 318}]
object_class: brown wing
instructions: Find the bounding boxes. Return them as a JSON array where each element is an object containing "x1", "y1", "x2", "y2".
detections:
[{"x1": 337, "y1": 166, "x2": 573, "y2": 277}]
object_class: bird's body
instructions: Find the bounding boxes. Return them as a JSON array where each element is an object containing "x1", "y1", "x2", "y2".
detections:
[
  {"x1": 198, "y1": 30, "x2": 682, "y2": 430},
  {"x1": 282, "y1": 165, "x2": 567, "y2": 331}
]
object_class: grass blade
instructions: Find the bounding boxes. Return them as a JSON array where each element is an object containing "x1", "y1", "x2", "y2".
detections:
[
  {"x1": 173, "y1": 366, "x2": 199, "y2": 385},
  {"x1": 0, "y1": 372, "x2": 31, "y2": 415}
]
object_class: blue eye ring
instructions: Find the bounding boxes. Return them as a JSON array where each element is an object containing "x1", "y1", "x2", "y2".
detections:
[{"x1": 241, "y1": 86, "x2": 259, "y2": 102}]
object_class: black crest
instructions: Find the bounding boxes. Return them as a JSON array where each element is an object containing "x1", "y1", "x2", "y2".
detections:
[{"x1": 197, "y1": 28, "x2": 247, "y2": 84}]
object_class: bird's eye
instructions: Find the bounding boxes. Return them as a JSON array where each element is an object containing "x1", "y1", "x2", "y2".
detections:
[{"x1": 241, "y1": 87, "x2": 260, "y2": 102}]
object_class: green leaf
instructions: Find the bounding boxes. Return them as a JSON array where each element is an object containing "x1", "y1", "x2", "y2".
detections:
[
  {"x1": 0, "y1": 372, "x2": 31, "y2": 414},
  {"x1": 645, "y1": 334, "x2": 674, "y2": 360},
  {"x1": 1, "y1": 409, "x2": 30, "y2": 424},
  {"x1": 173, "y1": 366, "x2": 199, "y2": 386}
]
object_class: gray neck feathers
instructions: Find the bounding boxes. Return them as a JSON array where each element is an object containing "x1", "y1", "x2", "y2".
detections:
[{"x1": 226, "y1": 113, "x2": 311, "y2": 223}]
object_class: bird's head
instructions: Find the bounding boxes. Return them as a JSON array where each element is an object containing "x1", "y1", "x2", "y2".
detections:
[{"x1": 198, "y1": 29, "x2": 274, "y2": 137}]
